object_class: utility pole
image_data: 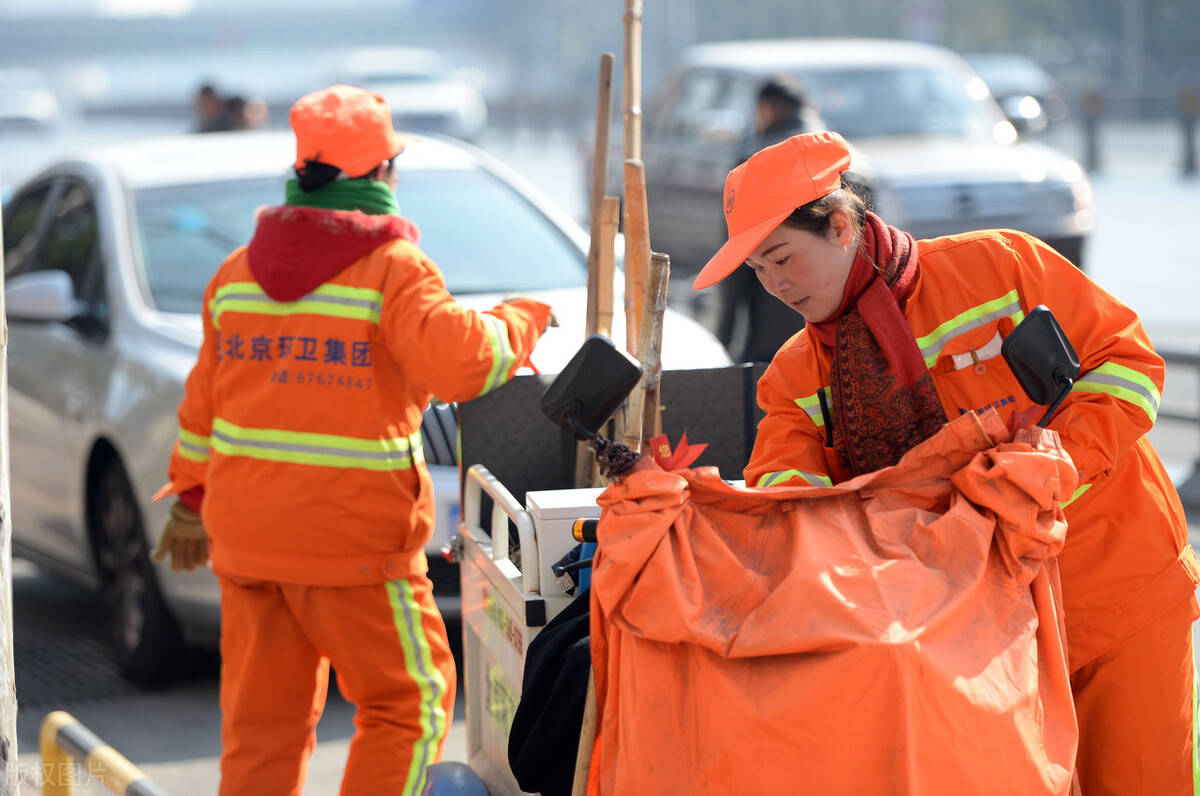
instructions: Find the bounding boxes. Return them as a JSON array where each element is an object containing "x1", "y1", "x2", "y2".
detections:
[{"x1": 0, "y1": 166, "x2": 18, "y2": 794}]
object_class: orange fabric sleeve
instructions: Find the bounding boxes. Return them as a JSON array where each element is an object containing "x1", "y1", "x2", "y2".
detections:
[
  {"x1": 998, "y1": 232, "x2": 1164, "y2": 485},
  {"x1": 378, "y1": 246, "x2": 551, "y2": 402},
  {"x1": 744, "y1": 353, "x2": 834, "y2": 488},
  {"x1": 164, "y1": 272, "x2": 222, "y2": 497}
]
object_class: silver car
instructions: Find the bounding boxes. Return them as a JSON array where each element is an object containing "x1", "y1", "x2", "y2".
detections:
[
  {"x1": 2, "y1": 130, "x2": 730, "y2": 684},
  {"x1": 644, "y1": 38, "x2": 1093, "y2": 273}
]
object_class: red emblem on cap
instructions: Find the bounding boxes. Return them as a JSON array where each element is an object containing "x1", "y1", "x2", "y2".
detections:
[{"x1": 725, "y1": 188, "x2": 736, "y2": 215}]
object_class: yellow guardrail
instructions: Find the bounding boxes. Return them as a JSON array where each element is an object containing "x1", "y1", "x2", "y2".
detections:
[{"x1": 39, "y1": 711, "x2": 167, "y2": 796}]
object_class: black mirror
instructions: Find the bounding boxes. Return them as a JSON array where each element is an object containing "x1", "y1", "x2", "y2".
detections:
[
  {"x1": 1001, "y1": 305, "x2": 1080, "y2": 426},
  {"x1": 541, "y1": 335, "x2": 642, "y2": 440}
]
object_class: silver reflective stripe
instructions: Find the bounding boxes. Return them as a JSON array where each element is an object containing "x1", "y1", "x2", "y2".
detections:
[
  {"x1": 1071, "y1": 362, "x2": 1161, "y2": 424},
  {"x1": 210, "y1": 418, "x2": 423, "y2": 471},
  {"x1": 915, "y1": 291, "x2": 1025, "y2": 368},
  {"x1": 794, "y1": 390, "x2": 832, "y2": 428},
  {"x1": 477, "y1": 314, "x2": 516, "y2": 397},
  {"x1": 209, "y1": 282, "x2": 383, "y2": 329}
]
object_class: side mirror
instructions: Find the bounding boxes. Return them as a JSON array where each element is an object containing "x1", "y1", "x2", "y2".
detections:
[
  {"x1": 5, "y1": 270, "x2": 84, "y2": 323},
  {"x1": 541, "y1": 335, "x2": 642, "y2": 441},
  {"x1": 1001, "y1": 305, "x2": 1080, "y2": 426}
]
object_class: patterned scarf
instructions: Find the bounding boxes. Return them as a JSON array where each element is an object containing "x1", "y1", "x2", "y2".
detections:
[{"x1": 808, "y1": 212, "x2": 947, "y2": 476}]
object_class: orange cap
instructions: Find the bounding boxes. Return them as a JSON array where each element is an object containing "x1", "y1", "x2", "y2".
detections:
[
  {"x1": 290, "y1": 84, "x2": 411, "y2": 177},
  {"x1": 692, "y1": 131, "x2": 851, "y2": 290}
]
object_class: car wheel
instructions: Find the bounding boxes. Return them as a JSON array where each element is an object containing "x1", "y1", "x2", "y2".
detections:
[{"x1": 90, "y1": 460, "x2": 184, "y2": 686}]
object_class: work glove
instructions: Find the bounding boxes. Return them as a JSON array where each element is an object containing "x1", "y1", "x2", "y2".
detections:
[
  {"x1": 503, "y1": 294, "x2": 559, "y2": 332},
  {"x1": 150, "y1": 502, "x2": 210, "y2": 572}
]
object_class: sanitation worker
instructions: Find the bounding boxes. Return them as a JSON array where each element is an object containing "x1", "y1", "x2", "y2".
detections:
[
  {"x1": 151, "y1": 84, "x2": 555, "y2": 796},
  {"x1": 693, "y1": 131, "x2": 1199, "y2": 795}
]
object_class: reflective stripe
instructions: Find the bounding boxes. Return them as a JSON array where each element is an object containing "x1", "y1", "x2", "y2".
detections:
[
  {"x1": 1072, "y1": 362, "x2": 1161, "y2": 424},
  {"x1": 915, "y1": 290, "x2": 1025, "y2": 368},
  {"x1": 1059, "y1": 482, "x2": 1092, "y2": 509},
  {"x1": 386, "y1": 579, "x2": 448, "y2": 796},
  {"x1": 209, "y1": 282, "x2": 383, "y2": 329},
  {"x1": 756, "y1": 469, "x2": 833, "y2": 488},
  {"x1": 477, "y1": 313, "x2": 516, "y2": 398},
  {"x1": 794, "y1": 390, "x2": 832, "y2": 428},
  {"x1": 177, "y1": 428, "x2": 211, "y2": 463},
  {"x1": 210, "y1": 418, "x2": 423, "y2": 471}
]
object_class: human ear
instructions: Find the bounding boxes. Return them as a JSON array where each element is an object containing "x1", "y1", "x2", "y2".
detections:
[{"x1": 828, "y1": 209, "x2": 854, "y2": 247}]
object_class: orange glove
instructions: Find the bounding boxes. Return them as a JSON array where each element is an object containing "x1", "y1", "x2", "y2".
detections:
[
  {"x1": 150, "y1": 502, "x2": 210, "y2": 572},
  {"x1": 503, "y1": 294, "x2": 559, "y2": 331}
]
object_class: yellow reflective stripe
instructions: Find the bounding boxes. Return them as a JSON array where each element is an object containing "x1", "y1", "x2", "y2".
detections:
[
  {"x1": 1071, "y1": 362, "x2": 1161, "y2": 423},
  {"x1": 477, "y1": 314, "x2": 516, "y2": 398},
  {"x1": 756, "y1": 469, "x2": 833, "y2": 488},
  {"x1": 209, "y1": 282, "x2": 383, "y2": 329},
  {"x1": 1059, "y1": 482, "x2": 1093, "y2": 509},
  {"x1": 177, "y1": 428, "x2": 211, "y2": 462},
  {"x1": 387, "y1": 579, "x2": 448, "y2": 796},
  {"x1": 794, "y1": 391, "x2": 829, "y2": 427},
  {"x1": 210, "y1": 418, "x2": 423, "y2": 471},
  {"x1": 915, "y1": 290, "x2": 1025, "y2": 368}
]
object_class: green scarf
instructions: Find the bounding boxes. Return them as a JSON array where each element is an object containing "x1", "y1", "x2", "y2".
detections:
[{"x1": 284, "y1": 178, "x2": 399, "y2": 216}]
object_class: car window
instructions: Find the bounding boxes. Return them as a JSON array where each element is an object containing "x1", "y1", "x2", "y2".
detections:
[
  {"x1": 40, "y1": 181, "x2": 103, "y2": 303},
  {"x1": 133, "y1": 166, "x2": 585, "y2": 313},
  {"x1": 2, "y1": 182, "x2": 53, "y2": 277},
  {"x1": 662, "y1": 70, "x2": 725, "y2": 137},
  {"x1": 797, "y1": 66, "x2": 1003, "y2": 140}
]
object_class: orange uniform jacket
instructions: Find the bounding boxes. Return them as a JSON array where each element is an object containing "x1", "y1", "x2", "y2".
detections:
[
  {"x1": 747, "y1": 228, "x2": 1199, "y2": 670},
  {"x1": 166, "y1": 231, "x2": 551, "y2": 586}
]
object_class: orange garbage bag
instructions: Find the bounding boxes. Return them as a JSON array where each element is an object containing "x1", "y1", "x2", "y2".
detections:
[{"x1": 586, "y1": 411, "x2": 1079, "y2": 796}]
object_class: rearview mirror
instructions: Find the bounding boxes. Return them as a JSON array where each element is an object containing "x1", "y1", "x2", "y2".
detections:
[
  {"x1": 541, "y1": 335, "x2": 642, "y2": 440},
  {"x1": 5, "y1": 270, "x2": 83, "y2": 323},
  {"x1": 1001, "y1": 305, "x2": 1080, "y2": 426}
]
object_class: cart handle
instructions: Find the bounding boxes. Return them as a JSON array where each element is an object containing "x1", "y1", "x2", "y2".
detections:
[{"x1": 462, "y1": 464, "x2": 540, "y2": 595}]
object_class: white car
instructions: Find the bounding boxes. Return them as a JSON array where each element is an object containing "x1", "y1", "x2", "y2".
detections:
[
  {"x1": 2, "y1": 130, "x2": 730, "y2": 684},
  {"x1": 331, "y1": 46, "x2": 489, "y2": 143}
]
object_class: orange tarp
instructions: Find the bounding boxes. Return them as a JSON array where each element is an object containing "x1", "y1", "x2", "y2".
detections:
[{"x1": 587, "y1": 411, "x2": 1079, "y2": 795}]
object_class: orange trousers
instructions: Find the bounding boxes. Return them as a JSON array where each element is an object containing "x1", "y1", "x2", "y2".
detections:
[
  {"x1": 1071, "y1": 595, "x2": 1198, "y2": 795},
  {"x1": 217, "y1": 573, "x2": 456, "y2": 796}
]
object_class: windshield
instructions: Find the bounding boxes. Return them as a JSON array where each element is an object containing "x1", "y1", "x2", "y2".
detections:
[
  {"x1": 796, "y1": 66, "x2": 1003, "y2": 140},
  {"x1": 134, "y1": 167, "x2": 585, "y2": 313}
]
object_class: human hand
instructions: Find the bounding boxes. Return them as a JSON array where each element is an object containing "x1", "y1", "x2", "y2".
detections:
[{"x1": 150, "y1": 502, "x2": 210, "y2": 572}]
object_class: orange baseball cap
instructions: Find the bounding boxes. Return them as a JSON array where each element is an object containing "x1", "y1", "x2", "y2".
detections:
[
  {"x1": 692, "y1": 131, "x2": 852, "y2": 290},
  {"x1": 290, "y1": 84, "x2": 412, "y2": 177}
]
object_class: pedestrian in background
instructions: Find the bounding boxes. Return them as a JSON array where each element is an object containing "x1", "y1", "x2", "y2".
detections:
[
  {"x1": 152, "y1": 84, "x2": 555, "y2": 796},
  {"x1": 716, "y1": 75, "x2": 819, "y2": 363},
  {"x1": 695, "y1": 131, "x2": 1199, "y2": 795}
]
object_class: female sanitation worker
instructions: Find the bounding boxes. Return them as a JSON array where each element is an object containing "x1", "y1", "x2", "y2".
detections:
[
  {"x1": 694, "y1": 131, "x2": 1199, "y2": 795},
  {"x1": 151, "y1": 84, "x2": 554, "y2": 796}
]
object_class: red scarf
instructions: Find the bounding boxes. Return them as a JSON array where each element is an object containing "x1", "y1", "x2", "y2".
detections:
[{"x1": 809, "y1": 212, "x2": 947, "y2": 476}]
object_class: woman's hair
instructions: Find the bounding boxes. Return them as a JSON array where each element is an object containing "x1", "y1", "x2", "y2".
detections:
[
  {"x1": 295, "y1": 158, "x2": 397, "y2": 192},
  {"x1": 781, "y1": 177, "x2": 870, "y2": 240},
  {"x1": 296, "y1": 160, "x2": 342, "y2": 192}
]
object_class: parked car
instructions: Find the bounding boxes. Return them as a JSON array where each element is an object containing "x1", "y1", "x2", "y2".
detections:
[
  {"x1": 631, "y1": 38, "x2": 1092, "y2": 273},
  {"x1": 331, "y1": 46, "x2": 489, "y2": 142},
  {"x1": 962, "y1": 53, "x2": 1069, "y2": 135},
  {"x1": 2, "y1": 130, "x2": 730, "y2": 684}
]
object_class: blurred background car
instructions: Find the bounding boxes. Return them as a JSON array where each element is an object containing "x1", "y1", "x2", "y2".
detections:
[
  {"x1": 962, "y1": 52, "x2": 1070, "y2": 136},
  {"x1": 0, "y1": 66, "x2": 61, "y2": 131},
  {"x1": 2, "y1": 129, "x2": 730, "y2": 684},
  {"x1": 331, "y1": 46, "x2": 489, "y2": 142},
  {"x1": 639, "y1": 38, "x2": 1092, "y2": 274}
]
